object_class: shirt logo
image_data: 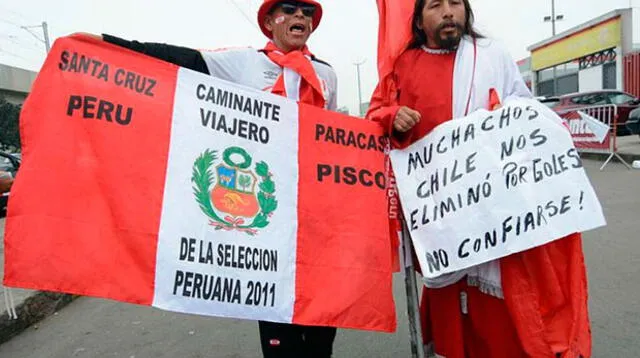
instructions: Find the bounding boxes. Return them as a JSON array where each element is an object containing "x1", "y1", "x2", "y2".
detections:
[{"x1": 263, "y1": 70, "x2": 279, "y2": 81}]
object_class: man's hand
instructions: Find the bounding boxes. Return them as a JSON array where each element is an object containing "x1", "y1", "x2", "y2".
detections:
[{"x1": 393, "y1": 106, "x2": 421, "y2": 133}]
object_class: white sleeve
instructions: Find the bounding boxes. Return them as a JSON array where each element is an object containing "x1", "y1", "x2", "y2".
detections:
[
  {"x1": 328, "y1": 69, "x2": 338, "y2": 112},
  {"x1": 199, "y1": 49, "x2": 249, "y2": 82},
  {"x1": 498, "y1": 43, "x2": 533, "y2": 102},
  {"x1": 495, "y1": 43, "x2": 567, "y2": 129}
]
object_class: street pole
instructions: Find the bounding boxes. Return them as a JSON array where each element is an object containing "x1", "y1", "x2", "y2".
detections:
[
  {"x1": 402, "y1": 223, "x2": 426, "y2": 358},
  {"x1": 551, "y1": 0, "x2": 556, "y2": 35},
  {"x1": 551, "y1": 0, "x2": 557, "y2": 96},
  {"x1": 20, "y1": 21, "x2": 51, "y2": 54},
  {"x1": 42, "y1": 21, "x2": 51, "y2": 53},
  {"x1": 354, "y1": 59, "x2": 366, "y2": 116},
  {"x1": 543, "y1": 0, "x2": 563, "y2": 96}
]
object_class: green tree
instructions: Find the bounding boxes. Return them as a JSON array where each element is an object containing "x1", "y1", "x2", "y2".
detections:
[
  {"x1": 0, "y1": 97, "x2": 21, "y2": 151},
  {"x1": 238, "y1": 174, "x2": 251, "y2": 192}
]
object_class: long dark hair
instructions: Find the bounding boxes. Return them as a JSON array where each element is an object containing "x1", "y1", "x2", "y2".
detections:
[{"x1": 408, "y1": 0, "x2": 484, "y2": 49}]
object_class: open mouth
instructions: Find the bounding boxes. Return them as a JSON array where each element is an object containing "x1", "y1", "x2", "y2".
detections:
[
  {"x1": 442, "y1": 23, "x2": 457, "y2": 31},
  {"x1": 289, "y1": 24, "x2": 306, "y2": 34}
]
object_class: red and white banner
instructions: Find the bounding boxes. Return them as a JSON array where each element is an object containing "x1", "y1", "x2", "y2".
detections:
[
  {"x1": 3, "y1": 35, "x2": 396, "y2": 332},
  {"x1": 559, "y1": 108, "x2": 613, "y2": 151}
]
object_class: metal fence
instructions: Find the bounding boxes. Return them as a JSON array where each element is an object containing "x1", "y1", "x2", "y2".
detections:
[{"x1": 555, "y1": 104, "x2": 631, "y2": 170}]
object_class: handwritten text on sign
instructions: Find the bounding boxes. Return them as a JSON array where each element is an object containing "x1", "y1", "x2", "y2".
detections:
[{"x1": 389, "y1": 100, "x2": 606, "y2": 279}]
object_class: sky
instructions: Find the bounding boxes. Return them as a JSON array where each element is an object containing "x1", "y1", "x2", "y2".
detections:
[{"x1": 0, "y1": 0, "x2": 638, "y2": 114}]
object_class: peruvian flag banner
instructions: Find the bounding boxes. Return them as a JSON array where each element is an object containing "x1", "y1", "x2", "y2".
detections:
[{"x1": 3, "y1": 35, "x2": 396, "y2": 332}]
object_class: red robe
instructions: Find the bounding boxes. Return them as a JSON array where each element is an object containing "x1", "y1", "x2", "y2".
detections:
[{"x1": 367, "y1": 48, "x2": 592, "y2": 358}]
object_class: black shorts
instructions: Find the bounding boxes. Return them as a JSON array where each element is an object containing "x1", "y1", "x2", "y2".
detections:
[{"x1": 258, "y1": 321, "x2": 337, "y2": 358}]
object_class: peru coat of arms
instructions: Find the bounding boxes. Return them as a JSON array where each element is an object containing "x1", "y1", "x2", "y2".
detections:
[{"x1": 192, "y1": 147, "x2": 278, "y2": 235}]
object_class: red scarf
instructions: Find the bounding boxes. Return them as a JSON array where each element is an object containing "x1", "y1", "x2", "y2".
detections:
[{"x1": 262, "y1": 42, "x2": 326, "y2": 108}]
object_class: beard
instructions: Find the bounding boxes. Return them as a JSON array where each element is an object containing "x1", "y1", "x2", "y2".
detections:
[{"x1": 434, "y1": 22, "x2": 464, "y2": 51}]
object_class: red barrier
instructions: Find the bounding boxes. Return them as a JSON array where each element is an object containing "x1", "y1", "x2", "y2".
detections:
[{"x1": 556, "y1": 104, "x2": 631, "y2": 170}]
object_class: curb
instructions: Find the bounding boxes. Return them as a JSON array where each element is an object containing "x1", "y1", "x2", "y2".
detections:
[{"x1": 0, "y1": 291, "x2": 76, "y2": 344}]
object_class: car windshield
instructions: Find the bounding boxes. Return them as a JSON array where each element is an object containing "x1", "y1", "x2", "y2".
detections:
[
  {"x1": 608, "y1": 93, "x2": 636, "y2": 105},
  {"x1": 570, "y1": 94, "x2": 608, "y2": 106}
]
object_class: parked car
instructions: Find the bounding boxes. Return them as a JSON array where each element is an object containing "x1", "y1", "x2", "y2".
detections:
[
  {"x1": 550, "y1": 90, "x2": 640, "y2": 136},
  {"x1": 628, "y1": 107, "x2": 640, "y2": 137},
  {"x1": 538, "y1": 96, "x2": 560, "y2": 108},
  {"x1": 0, "y1": 152, "x2": 20, "y2": 171},
  {"x1": 0, "y1": 151, "x2": 21, "y2": 216}
]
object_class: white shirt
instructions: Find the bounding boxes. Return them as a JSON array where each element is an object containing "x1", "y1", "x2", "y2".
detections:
[{"x1": 200, "y1": 47, "x2": 338, "y2": 111}]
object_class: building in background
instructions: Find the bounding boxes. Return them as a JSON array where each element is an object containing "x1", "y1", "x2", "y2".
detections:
[
  {"x1": 517, "y1": 57, "x2": 533, "y2": 91},
  {"x1": 624, "y1": 50, "x2": 640, "y2": 99},
  {"x1": 0, "y1": 64, "x2": 38, "y2": 104},
  {"x1": 527, "y1": 8, "x2": 639, "y2": 98},
  {"x1": 359, "y1": 102, "x2": 370, "y2": 117},
  {"x1": 337, "y1": 106, "x2": 350, "y2": 115}
]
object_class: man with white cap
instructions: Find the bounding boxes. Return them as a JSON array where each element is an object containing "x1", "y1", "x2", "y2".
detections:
[{"x1": 79, "y1": 1, "x2": 339, "y2": 356}]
